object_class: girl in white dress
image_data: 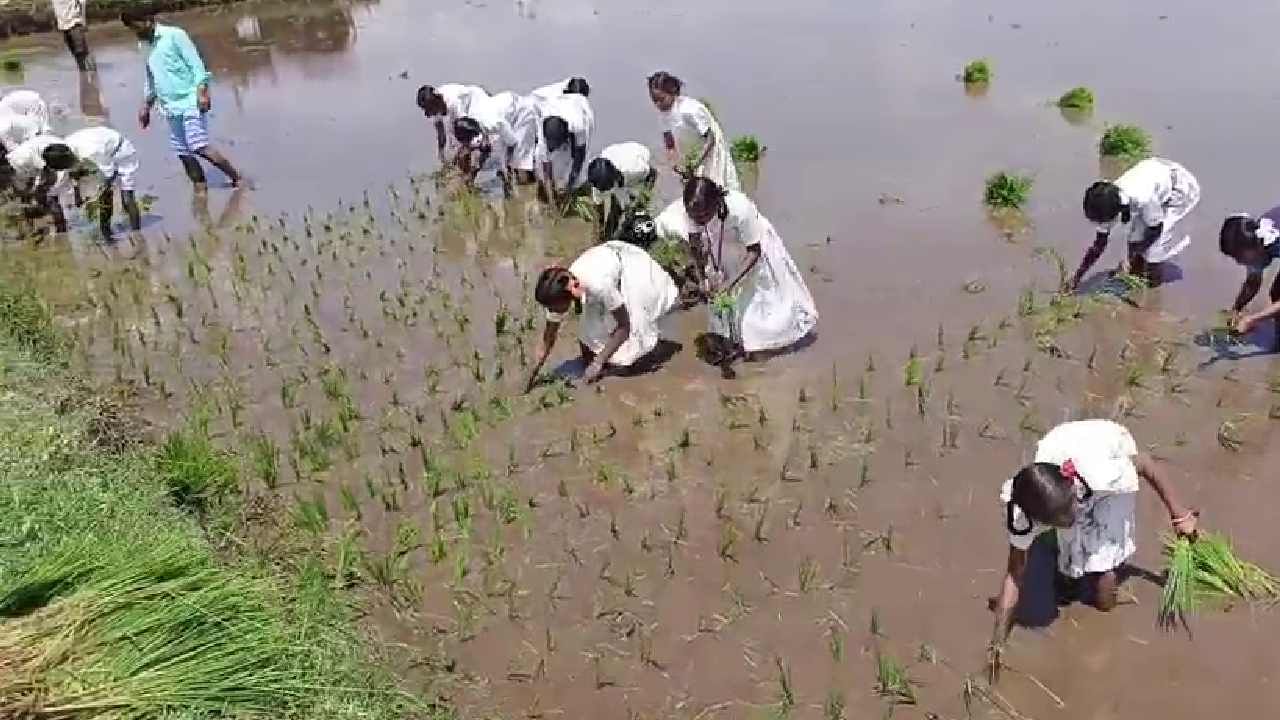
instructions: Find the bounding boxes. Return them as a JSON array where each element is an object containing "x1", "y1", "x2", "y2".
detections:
[
  {"x1": 647, "y1": 72, "x2": 739, "y2": 192},
  {"x1": 527, "y1": 241, "x2": 679, "y2": 387},
  {"x1": 528, "y1": 76, "x2": 590, "y2": 103},
  {"x1": 659, "y1": 178, "x2": 817, "y2": 376},
  {"x1": 990, "y1": 420, "x2": 1197, "y2": 665},
  {"x1": 1070, "y1": 157, "x2": 1200, "y2": 290},
  {"x1": 588, "y1": 141, "x2": 657, "y2": 240},
  {"x1": 416, "y1": 83, "x2": 488, "y2": 162},
  {"x1": 535, "y1": 90, "x2": 593, "y2": 204}
]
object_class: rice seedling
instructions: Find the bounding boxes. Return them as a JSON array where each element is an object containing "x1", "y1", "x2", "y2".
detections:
[
  {"x1": 824, "y1": 690, "x2": 846, "y2": 720},
  {"x1": 962, "y1": 58, "x2": 992, "y2": 84},
  {"x1": 774, "y1": 655, "x2": 795, "y2": 715},
  {"x1": 717, "y1": 520, "x2": 740, "y2": 562},
  {"x1": 291, "y1": 492, "x2": 329, "y2": 535},
  {"x1": 984, "y1": 172, "x2": 1033, "y2": 210},
  {"x1": 155, "y1": 427, "x2": 237, "y2": 510},
  {"x1": 1099, "y1": 124, "x2": 1152, "y2": 161},
  {"x1": 1159, "y1": 532, "x2": 1280, "y2": 630},
  {"x1": 904, "y1": 346, "x2": 923, "y2": 387},
  {"x1": 245, "y1": 431, "x2": 280, "y2": 488},
  {"x1": 798, "y1": 555, "x2": 820, "y2": 593},
  {"x1": 875, "y1": 650, "x2": 917, "y2": 706},
  {"x1": 1056, "y1": 86, "x2": 1095, "y2": 111},
  {"x1": 753, "y1": 501, "x2": 770, "y2": 543},
  {"x1": 1217, "y1": 417, "x2": 1244, "y2": 452}
]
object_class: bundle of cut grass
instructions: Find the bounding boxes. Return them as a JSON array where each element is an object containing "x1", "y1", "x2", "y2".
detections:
[
  {"x1": 984, "y1": 171, "x2": 1033, "y2": 210},
  {"x1": 730, "y1": 135, "x2": 764, "y2": 164},
  {"x1": 1159, "y1": 532, "x2": 1280, "y2": 631},
  {"x1": 1098, "y1": 124, "x2": 1152, "y2": 160},
  {"x1": 962, "y1": 59, "x2": 992, "y2": 84},
  {"x1": 1057, "y1": 86, "x2": 1095, "y2": 111},
  {"x1": 0, "y1": 540, "x2": 310, "y2": 719}
]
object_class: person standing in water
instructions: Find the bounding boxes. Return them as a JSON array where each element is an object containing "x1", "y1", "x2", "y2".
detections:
[
  {"x1": 588, "y1": 141, "x2": 656, "y2": 241},
  {"x1": 647, "y1": 72, "x2": 739, "y2": 192},
  {"x1": 6, "y1": 133, "x2": 69, "y2": 232},
  {"x1": 1219, "y1": 209, "x2": 1280, "y2": 348},
  {"x1": 535, "y1": 87, "x2": 593, "y2": 205},
  {"x1": 416, "y1": 83, "x2": 488, "y2": 163},
  {"x1": 52, "y1": 0, "x2": 95, "y2": 71},
  {"x1": 122, "y1": 9, "x2": 241, "y2": 192},
  {"x1": 527, "y1": 241, "x2": 679, "y2": 388},
  {"x1": 989, "y1": 420, "x2": 1197, "y2": 672},
  {"x1": 657, "y1": 177, "x2": 817, "y2": 377},
  {"x1": 1069, "y1": 157, "x2": 1199, "y2": 290},
  {"x1": 41, "y1": 126, "x2": 142, "y2": 239}
]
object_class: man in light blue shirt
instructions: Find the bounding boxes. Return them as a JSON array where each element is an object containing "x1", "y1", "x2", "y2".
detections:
[{"x1": 121, "y1": 8, "x2": 241, "y2": 192}]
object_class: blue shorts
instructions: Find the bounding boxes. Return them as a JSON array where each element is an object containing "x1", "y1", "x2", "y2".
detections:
[{"x1": 166, "y1": 113, "x2": 210, "y2": 156}]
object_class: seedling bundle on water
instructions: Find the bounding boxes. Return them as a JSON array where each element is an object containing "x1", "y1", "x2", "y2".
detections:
[
  {"x1": 1159, "y1": 532, "x2": 1280, "y2": 631},
  {"x1": 962, "y1": 58, "x2": 992, "y2": 84},
  {"x1": 1099, "y1": 124, "x2": 1152, "y2": 161},
  {"x1": 984, "y1": 172, "x2": 1033, "y2": 210},
  {"x1": 1056, "y1": 86, "x2": 1095, "y2": 112},
  {"x1": 730, "y1": 135, "x2": 764, "y2": 164}
]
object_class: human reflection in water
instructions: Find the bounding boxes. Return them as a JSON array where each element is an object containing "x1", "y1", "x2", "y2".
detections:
[
  {"x1": 192, "y1": 185, "x2": 249, "y2": 230},
  {"x1": 78, "y1": 70, "x2": 107, "y2": 121}
]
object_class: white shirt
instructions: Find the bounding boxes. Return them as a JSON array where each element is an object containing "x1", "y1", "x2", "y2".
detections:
[
  {"x1": 6, "y1": 133, "x2": 62, "y2": 177},
  {"x1": 659, "y1": 95, "x2": 715, "y2": 144},
  {"x1": 467, "y1": 91, "x2": 520, "y2": 150},
  {"x1": 437, "y1": 83, "x2": 486, "y2": 122},
  {"x1": 1000, "y1": 420, "x2": 1140, "y2": 551},
  {"x1": 594, "y1": 142, "x2": 652, "y2": 205},
  {"x1": 1099, "y1": 157, "x2": 1185, "y2": 234},
  {"x1": 0, "y1": 90, "x2": 51, "y2": 133},
  {"x1": 64, "y1": 126, "x2": 137, "y2": 177},
  {"x1": 0, "y1": 113, "x2": 42, "y2": 151},
  {"x1": 529, "y1": 77, "x2": 574, "y2": 103},
  {"x1": 537, "y1": 94, "x2": 593, "y2": 151},
  {"x1": 568, "y1": 243, "x2": 626, "y2": 313}
]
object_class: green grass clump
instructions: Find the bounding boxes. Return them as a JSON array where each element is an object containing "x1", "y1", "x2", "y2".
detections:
[
  {"x1": 1098, "y1": 124, "x2": 1152, "y2": 160},
  {"x1": 874, "y1": 651, "x2": 917, "y2": 705},
  {"x1": 155, "y1": 427, "x2": 237, "y2": 510},
  {"x1": 1057, "y1": 86, "x2": 1095, "y2": 111},
  {"x1": 0, "y1": 280, "x2": 68, "y2": 365},
  {"x1": 962, "y1": 58, "x2": 992, "y2": 84},
  {"x1": 984, "y1": 171, "x2": 1033, "y2": 210},
  {"x1": 0, "y1": 321, "x2": 432, "y2": 719},
  {"x1": 730, "y1": 135, "x2": 764, "y2": 164},
  {"x1": 1159, "y1": 532, "x2": 1280, "y2": 631}
]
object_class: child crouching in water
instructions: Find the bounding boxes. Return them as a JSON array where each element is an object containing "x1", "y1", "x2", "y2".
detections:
[
  {"x1": 1219, "y1": 209, "x2": 1280, "y2": 349},
  {"x1": 990, "y1": 420, "x2": 1197, "y2": 668}
]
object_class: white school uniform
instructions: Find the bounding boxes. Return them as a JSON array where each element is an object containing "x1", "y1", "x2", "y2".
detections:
[
  {"x1": 6, "y1": 133, "x2": 70, "y2": 197},
  {"x1": 528, "y1": 77, "x2": 574, "y2": 103},
  {"x1": 659, "y1": 95, "x2": 739, "y2": 192},
  {"x1": 1096, "y1": 157, "x2": 1200, "y2": 263},
  {"x1": 0, "y1": 90, "x2": 51, "y2": 134},
  {"x1": 592, "y1": 142, "x2": 653, "y2": 212},
  {"x1": 534, "y1": 93, "x2": 594, "y2": 188},
  {"x1": 437, "y1": 83, "x2": 486, "y2": 125},
  {"x1": 551, "y1": 241, "x2": 679, "y2": 366},
  {"x1": 469, "y1": 91, "x2": 538, "y2": 173},
  {"x1": 1000, "y1": 420, "x2": 1140, "y2": 578},
  {"x1": 655, "y1": 193, "x2": 818, "y2": 352},
  {"x1": 64, "y1": 127, "x2": 140, "y2": 192},
  {"x1": 0, "y1": 113, "x2": 42, "y2": 151}
]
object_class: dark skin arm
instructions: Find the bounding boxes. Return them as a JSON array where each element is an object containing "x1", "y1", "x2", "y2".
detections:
[
  {"x1": 1069, "y1": 230, "x2": 1110, "y2": 291},
  {"x1": 433, "y1": 118, "x2": 447, "y2": 161},
  {"x1": 600, "y1": 198, "x2": 616, "y2": 241},
  {"x1": 525, "y1": 319, "x2": 561, "y2": 393},
  {"x1": 585, "y1": 306, "x2": 630, "y2": 383},
  {"x1": 722, "y1": 244, "x2": 761, "y2": 293},
  {"x1": 567, "y1": 141, "x2": 587, "y2": 191},
  {"x1": 694, "y1": 131, "x2": 716, "y2": 172},
  {"x1": 36, "y1": 169, "x2": 66, "y2": 233},
  {"x1": 662, "y1": 131, "x2": 678, "y2": 172},
  {"x1": 1126, "y1": 222, "x2": 1163, "y2": 278},
  {"x1": 538, "y1": 158, "x2": 557, "y2": 206},
  {"x1": 687, "y1": 230, "x2": 711, "y2": 297},
  {"x1": 1232, "y1": 270, "x2": 1264, "y2": 315}
]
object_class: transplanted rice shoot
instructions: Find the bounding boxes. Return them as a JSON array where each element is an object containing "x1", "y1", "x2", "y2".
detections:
[
  {"x1": 984, "y1": 172, "x2": 1033, "y2": 210},
  {"x1": 962, "y1": 58, "x2": 992, "y2": 84},
  {"x1": 1158, "y1": 532, "x2": 1280, "y2": 631},
  {"x1": 1057, "y1": 86, "x2": 1095, "y2": 111},
  {"x1": 1098, "y1": 124, "x2": 1152, "y2": 160}
]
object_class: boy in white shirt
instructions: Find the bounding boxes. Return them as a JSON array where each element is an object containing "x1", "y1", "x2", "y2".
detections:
[
  {"x1": 42, "y1": 126, "x2": 142, "y2": 239},
  {"x1": 6, "y1": 133, "x2": 69, "y2": 232},
  {"x1": 535, "y1": 90, "x2": 593, "y2": 206},
  {"x1": 587, "y1": 141, "x2": 656, "y2": 240}
]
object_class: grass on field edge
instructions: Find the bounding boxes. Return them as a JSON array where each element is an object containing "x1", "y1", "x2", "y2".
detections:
[{"x1": 0, "y1": 279, "x2": 447, "y2": 719}]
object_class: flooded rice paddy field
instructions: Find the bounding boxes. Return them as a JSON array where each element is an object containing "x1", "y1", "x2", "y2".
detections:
[{"x1": 4, "y1": 0, "x2": 1280, "y2": 717}]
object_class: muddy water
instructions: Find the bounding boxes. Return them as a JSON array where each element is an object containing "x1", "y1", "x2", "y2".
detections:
[{"x1": 4, "y1": 0, "x2": 1280, "y2": 718}]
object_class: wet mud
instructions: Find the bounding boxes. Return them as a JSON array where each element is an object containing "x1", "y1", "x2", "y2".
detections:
[{"x1": 4, "y1": 0, "x2": 1280, "y2": 718}]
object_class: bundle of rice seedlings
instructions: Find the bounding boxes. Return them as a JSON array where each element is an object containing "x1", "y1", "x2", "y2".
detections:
[
  {"x1": 1159, "y1": 532, "x2": 1280, "y2": 631},
  {"x1": 0, "y1": 540, "x2": 309, "y2": 718},
  {"x1": 1098, "y1": 124, "x2": 1152, "y2": 161},
  {"x1": 984, "y1": 172, "x2": 1033, "y2": 210},
  {"x1": 1057, "y1": 86, "x2": 1095, "y2": 111},
  {"x1": 730, "y1": 135, "x2": 764, "y2": 164},
  {"x1": 962, "y1": 59, "x2": 992, "y2": 84}
]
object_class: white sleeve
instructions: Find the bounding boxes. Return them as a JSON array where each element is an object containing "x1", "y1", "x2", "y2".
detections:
[
  {"x1": 1137, "y1": 197, "x2": 1166, "y2": 228},
  {"x1": 587, "y1": 274, "x2": 624, "y2": 312},
  {"x1": 688, "y1": 101, "x2": 713, "y2": 136},
  {"x1": 732, "y1": 200, "x2": 766, "y2": 249}
]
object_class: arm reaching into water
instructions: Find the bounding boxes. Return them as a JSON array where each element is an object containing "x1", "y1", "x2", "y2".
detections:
[
  {"x1": 525, "y1": 319, "x2": 561, "y2": 393},
  {"x1": 585, "y1": 306, "x2": 629, "y2": 383},
  {"x1": 434, "y1": 118, "x2": 447, "y2": 162},
  {"x1": 988, "y1": 545, "x2": 1028, "y2": 681},
  {"x1": 1069, "y1": 229, "x2": 1110, "y2": 291}
]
